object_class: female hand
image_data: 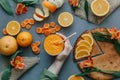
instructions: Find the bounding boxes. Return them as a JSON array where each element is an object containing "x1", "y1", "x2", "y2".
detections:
[
  {"x1": 56, "y1": 33, "x2": 72, "y2": 61},
  {"x1": 48, "y1": 33, "x2": 72, "y2": 75}
]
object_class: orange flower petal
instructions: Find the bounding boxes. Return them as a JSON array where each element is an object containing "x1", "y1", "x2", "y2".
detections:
[
  {"x1": 81, "y1": 56, "x2": 94, "y2": 68},
  {"x1": 15, "y1": 63, "x2": 25, "y2": 69},
  {"x1": 115, "y1": 31, "x2": 120, "y2": 39},
  {"x1": 22, "y1": 6, "x2": 28, "y2": 14},
  {"x1": 15, "y1": 56, "x2": 24, "y2": 62},
  {"x1": 10, "y1": 59, "x2": 15, "y2": 66}
]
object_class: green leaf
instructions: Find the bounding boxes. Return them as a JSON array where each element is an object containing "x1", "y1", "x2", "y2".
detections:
[
  {"x1": 13, "y1": 0, "x2": 39, "y2": 6},
  {"x1": 110, "y1": 71, "x2": 120, "y2": 77},
  {"x1": 1, "y1": 50, "x2": 22, "y2": 80},
  {"x1": 76, "y1": 67, "x2": 101, "y2": 76},
  {"x1": 92, "y1": 32, "x2": 120, "y2": 54},
  {"x1": 92, "y1": 32, "x2": 113, "y2": 43},
  {"x1": 84, "y1": 0, "x2": 89, "y2": 20},
  {"x1": 13, "y1": 0, "x2": 22, "y2": 3},
  {"x1": 2, "y1": 68, "x2": 11, "y2": 80},
  {"x1": 0, "y1": 0, "x2": 14, "y2": 16},
  {"x1": 10, "y1": 50, "x2": 22, "y2": 60},
  {"x1": 114, "y1": 39, "x2": 120, "y2": 54},
  {"x1": 77, "y1": 67, "x2": 120, "y2": 78}
]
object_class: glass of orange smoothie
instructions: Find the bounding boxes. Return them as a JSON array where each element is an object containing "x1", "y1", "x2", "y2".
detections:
[{"x1": 44, "y1": 34, "x2": 64, "y2": 56}]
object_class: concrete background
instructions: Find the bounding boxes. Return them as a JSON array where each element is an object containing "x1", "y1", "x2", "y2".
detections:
[{"x1": 0, "y1": 0, "x2": 120, "y2": 80}]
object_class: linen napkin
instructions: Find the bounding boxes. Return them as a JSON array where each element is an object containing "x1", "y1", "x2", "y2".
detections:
[
  {"x1": 0, "y1": 57, "x2": 40, "y2": 80},
  {"x1": 74, "y1": 0, "x2": 120, "y2": 24}
]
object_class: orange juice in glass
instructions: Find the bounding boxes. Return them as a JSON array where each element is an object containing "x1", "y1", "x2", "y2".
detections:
[{"x1": 44, "y1": 34, "x2": 64, "y2": 56}]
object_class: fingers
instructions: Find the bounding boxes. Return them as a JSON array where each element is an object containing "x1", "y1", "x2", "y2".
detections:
[
  {"x1": 56, "y1": 33, "x2": 67, "y2": 40},
  {"x1": 56, "y1": 33, "x2": 72, "y2": 49}
]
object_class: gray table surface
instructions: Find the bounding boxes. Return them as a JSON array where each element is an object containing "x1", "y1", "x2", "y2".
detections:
[{"x1": 0, "y1": 0, "x2": 120, "y2": 80}]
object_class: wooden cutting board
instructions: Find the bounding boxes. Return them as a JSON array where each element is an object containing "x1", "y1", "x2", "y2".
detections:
[{"x1": 74, "y1": 0, "x2": 120, "y2": 24}]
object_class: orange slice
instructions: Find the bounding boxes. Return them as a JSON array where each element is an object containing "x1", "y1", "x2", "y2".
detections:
[
  {"x1": 44, "y1": 34, "x2": 64, "y2": 56},
  {"x1": 6, "y1": 21, "x2": 21, "y2": 36},
  {"x1": 58, "y1": 12, "x2": 73, "y2": 27},
  {"x1": 76, "y1": 45, "x2": 90, "y2": 53},
  {"x1": 77, "y1": 40, "x2": 91, "y2": 48},
  {"x1": 81, "y1": 34, "x2": 94, "y2": 46},
  {"x1": 75, "y1": 50, "x2": 90, "y2": 59},
  {"x1": 68, "y1": 75, "x2": 84, "y2": 80},
  {"x1": 91, "y1": 0, "x2": 110, "y2": 16}
]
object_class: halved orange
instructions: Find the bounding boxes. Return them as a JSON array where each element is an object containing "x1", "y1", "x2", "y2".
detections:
[
  {"x1": 81, "y1": 34, "x2": 94, "y2": 46},
  {"x1": 75, "y1": 50, "x2": 90, "y2": 59},
  {"x1": 68, "y1": 75, "x2": 84, "y2": 80},
  {"x1": 91, "y1": 0, "x2": 110, "y2": 16},
  {"x1": 6, "y1": 21, "x2": 21, "y2": 36},
  {"x1": 58, "y1": 12, "x2": 73, "y2": 27}
]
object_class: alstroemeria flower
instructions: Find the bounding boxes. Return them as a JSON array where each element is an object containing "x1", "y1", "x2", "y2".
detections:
[
  {"x1": 108, "y1": 27, "x2": 120, "y2": 39},
  {"x1": 11, "y1": 56, "x2": 25, "y2": 69},
  {"x1": 115, "y1": 31, "x2": 120, "y2": 39},
  {"x1": 69, "y1": 0, "x2": 79, "y2": 7},
  {"x1": 80, "y1": 56, "x2": 94, "y2": 69}
]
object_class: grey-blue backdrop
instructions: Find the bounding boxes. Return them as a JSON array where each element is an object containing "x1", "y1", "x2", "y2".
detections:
[{"x1": 0, "y1": 0, "x2": 120, "y2": 80}]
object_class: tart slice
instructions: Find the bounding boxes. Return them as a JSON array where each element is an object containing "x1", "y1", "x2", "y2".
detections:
[
  {"x1": 78, "y1": 28, "x2": 120, "y2": 80},
  {"x1": 74, "y1": 30, "x2": 102, "y2": 61}
]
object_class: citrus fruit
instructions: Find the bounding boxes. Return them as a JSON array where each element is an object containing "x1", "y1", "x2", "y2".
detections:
[
  {"x1": 77, "y1": 40, "x2": 91, "y2": 48},
  {"x1": 75, "y1": 50, "x2": 90, "y2": 59},
  {"x1": 77, "y1": 40, "x2": 92, "y2": 52},
  {"x1": 0, "y1": 36, "x2": 18, "y2": 56},
  {"x1": 6, "y1": 21, "x2": 21, "y2": 36},
  {"x1": 58, "y1": 12, "x2": 73, "y2": 27},
  {"x1": 81, "y1": 34, "x2": 94, "y2": 46},
  {"x1": 91, "y1": 0, "x2": 110, "y2": 16},
  {"x1": 48, "y1": 0, "x2": 64, "y2": 8},
  {"x1": 76, "y1": 45, "x2": 90, "y2": 53},
  {"x1": 68, "y1": 75, "x2": 84, "y2": 80},
  {"x1": 17, "y1": 31, "x2": 32, "y2": 47},
  {"x1": 42, "y1": 0, "x2": 57, "y2": 13},
  {"x1": 44, "y1": 34, "x2": 64, "y2": 56}
]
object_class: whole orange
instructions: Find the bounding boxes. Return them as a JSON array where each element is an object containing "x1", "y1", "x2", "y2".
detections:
[
  {"x1": 0, "y1": 36, "x2": 18, "y2": 56},
  {"x1": 17, "y1": 31, "x2": 32, "y2": 47}
]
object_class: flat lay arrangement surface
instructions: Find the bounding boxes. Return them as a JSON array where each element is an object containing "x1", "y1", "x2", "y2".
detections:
[{"x1": 0, "y1": 0, "x2": 120, "y2": 80}]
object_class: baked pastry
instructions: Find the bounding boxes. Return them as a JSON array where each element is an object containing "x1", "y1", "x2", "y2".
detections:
[
  {"x1": 74, "y1": 30, "x2": 102, "y2": 61},
  {"x1": 74, "y1": 27, "x2": 120, "y2": 80}
]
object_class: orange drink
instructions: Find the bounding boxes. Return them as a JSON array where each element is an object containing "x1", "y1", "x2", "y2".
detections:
[{"x1": 44, "y1": 34, "x2": 64, "y2": 56}]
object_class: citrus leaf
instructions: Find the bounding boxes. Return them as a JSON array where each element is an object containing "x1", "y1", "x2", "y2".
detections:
[
  {"x1": 1, "y1": 50, "x2": 22, "y2": 80},
  {"x1": 77, "y1": 67, "x2": 120, "y2": 78},
  {"x1": 114, "y1": 39, "x2": 120, "y2": 54},
  {"x1": 0, "y1": 0, "x2": 14, "y2": 16},
  {"x1": 13, "y1": 0, "x2": 39, "y2": 6},
  {"x1": 10, "y1": 50, "x2": 22, "y2": 60},
  {"x1": 92, "y1": 32, "x2": 113, "y2": 43},
  {"x1": 2, "y1": 68, "x2": 11, "y2": 80},
  {"x1": 84, "y1": 0, "x2": 89, "y2": 20},
  {"x1": 92, "y1": 32, "x2": 120, "y2": 54}
]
